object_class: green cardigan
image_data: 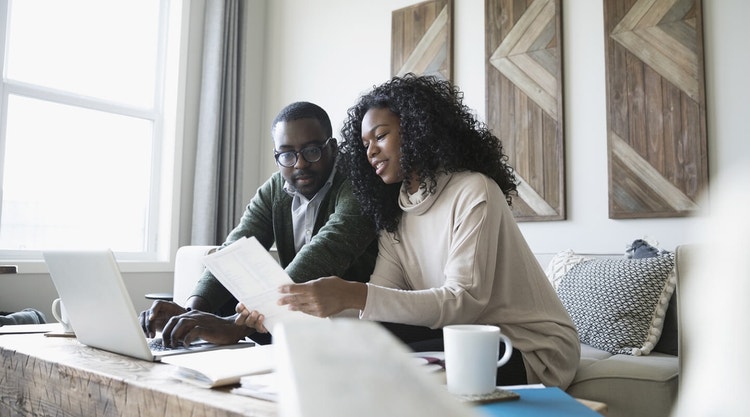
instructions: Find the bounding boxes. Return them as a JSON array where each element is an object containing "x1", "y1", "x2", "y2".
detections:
[{"x1": 192, "y1": 170, "x2": 378, "y2": 311}]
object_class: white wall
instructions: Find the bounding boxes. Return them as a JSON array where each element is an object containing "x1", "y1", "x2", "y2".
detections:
[
  {"x1": 702, "y1": 0, "x2": 750, "y2": 177},
  {"x1": 252, "y1": 0, "x2": 750, "y2": 255}
]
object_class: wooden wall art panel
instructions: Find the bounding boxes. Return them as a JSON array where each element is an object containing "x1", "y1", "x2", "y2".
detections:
[
  {"x1": 485, "y1": 0, "x2": 565, "y2": 222},
  {"x1": 391, "y1": 0, "x2": 452, "y2": 81},
  {"x1": 604, "y1": 0, "x2": 708, "y2": 219}
]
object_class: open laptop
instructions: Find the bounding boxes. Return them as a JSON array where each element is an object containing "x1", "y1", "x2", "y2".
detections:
[{"x1": 43, "y1": 249, "x2": 253, "y2": 362}]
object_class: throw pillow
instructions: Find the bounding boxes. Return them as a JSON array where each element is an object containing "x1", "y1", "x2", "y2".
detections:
[
  {"x1": 624, "y1": 239, "x2": 679, "y2": 356},
  {"x1": 556, "y1": 253, "x2": 677, "y2": 356},
  {"x1": 544, "y1": 250, "x2": 592, "y2": 291}
]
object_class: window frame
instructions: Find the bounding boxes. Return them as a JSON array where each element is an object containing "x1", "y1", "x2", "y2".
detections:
[{"x1": 0, "y1": 0, "x2": 191, "y2": 273}]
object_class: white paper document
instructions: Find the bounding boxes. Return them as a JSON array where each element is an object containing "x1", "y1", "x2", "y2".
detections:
[
  {"x1": 202, "y1": 236, "x2": 323, "y2": 332},
  {"x1": 231, "y1": 372, "x2": 279, "y2": 401},
  {"x1": 161, "y1": 344, "x2": 275, "y2": 388}
]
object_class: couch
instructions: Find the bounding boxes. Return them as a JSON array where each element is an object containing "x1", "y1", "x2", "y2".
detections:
[{"x1": 542, "y1": 244, "x2": 688, "y2": 417}]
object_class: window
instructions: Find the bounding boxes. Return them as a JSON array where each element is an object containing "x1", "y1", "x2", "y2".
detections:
[{"x1": 0, "y1": 0, "x2": 185, "y2": 262}]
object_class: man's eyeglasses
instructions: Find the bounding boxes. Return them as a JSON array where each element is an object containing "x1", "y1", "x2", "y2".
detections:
[{"x1": 274, "y1": 138, "x2": 334, "y2": 168}]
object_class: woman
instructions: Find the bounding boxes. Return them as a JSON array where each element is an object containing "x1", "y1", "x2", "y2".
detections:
[{"x1": 238, "y1": 74, "x2": 579, "y2": 388}]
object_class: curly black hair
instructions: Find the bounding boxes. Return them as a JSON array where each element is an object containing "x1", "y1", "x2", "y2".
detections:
[{"x1": 338, "y1": 74, "x2": 517, "y2": 233}]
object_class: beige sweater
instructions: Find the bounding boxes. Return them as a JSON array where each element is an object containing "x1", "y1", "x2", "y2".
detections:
[{"x1": 361, "y1": 171, "x2": 579, "y2": 388}]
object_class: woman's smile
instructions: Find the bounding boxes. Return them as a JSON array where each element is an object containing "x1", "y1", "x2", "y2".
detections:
[{"x1": 361, "y1": 107, "x2": 403, "y2": 185}]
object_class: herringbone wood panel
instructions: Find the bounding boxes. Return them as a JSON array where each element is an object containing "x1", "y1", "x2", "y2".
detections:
[
  {"x1": 486, "y1": 0, "x2": 564, "y2": 221},
  {"x1": 391, "y1": 0, "x2": 452, "y2": 81},
  {"x1": 605, "y1": 0, "x2": 708, "y2": 218}
]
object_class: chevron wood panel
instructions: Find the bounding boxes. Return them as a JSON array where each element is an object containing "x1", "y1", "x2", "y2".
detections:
[
  {"x1": 604, "y1": 0, "x2": 708, "y2": 218},
  {"x1": 391, "y1": 0, "x2": 452, "y2": 81},
  {"x1": 486, "y1": 0, "x2": 565, "y2": 221}
]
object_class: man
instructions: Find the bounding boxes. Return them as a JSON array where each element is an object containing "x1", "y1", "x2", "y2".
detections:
[{"x1": 140, "y1": 102, "x2": 378, "y2": 347}]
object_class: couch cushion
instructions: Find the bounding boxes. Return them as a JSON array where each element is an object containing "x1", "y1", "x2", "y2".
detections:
[
  {"x1": 556, "y1": 253, "x2": 677, "y2": 356},
  {"x1": 576, "y1": 344, "x2": 678, "y2": 381},
  {"x1": 569, "y1": 344, "x2": 679, "y2": 417}
]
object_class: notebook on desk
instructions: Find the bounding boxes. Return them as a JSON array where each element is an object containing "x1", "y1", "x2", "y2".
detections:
[{"x1": 43, "y1": 249, "x2": 252, "y2": 362}]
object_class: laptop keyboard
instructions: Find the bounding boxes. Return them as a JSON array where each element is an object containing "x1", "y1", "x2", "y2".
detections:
[
  {"x1": 148, "y1": 338, "x2": 185, "y2": 351},
  {"x1": 148, "y1": 337, "x2": 216, "y2": 352}
]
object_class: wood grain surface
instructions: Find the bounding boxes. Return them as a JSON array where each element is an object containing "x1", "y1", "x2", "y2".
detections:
[
  {"x1": 605, "y1": 0, "x2": 708, "y2": 218},
  {"x1": 486, "y1": 0, "x2": 565, "y2": 221},
  {"x1": 392, "y1": 0, "x2": 452, "y2": 80},
  {"x1": 0, "y1": 334, "x2": 277, "y2": 417}
]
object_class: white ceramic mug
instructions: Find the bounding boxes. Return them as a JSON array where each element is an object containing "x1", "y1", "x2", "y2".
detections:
[
  {"x1": 51, "y1": 298, "x2": 74, "y2": 333},
  {"x1": 443, "y1": 324, "x2": 513, "y2": 395}
]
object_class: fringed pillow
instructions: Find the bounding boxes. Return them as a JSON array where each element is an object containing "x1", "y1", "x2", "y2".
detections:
[
  {"x1": 544, "y1": 250, "x2": 592, "y2": 291},
  {"x1": 556, "y1": 252, "x2": 676, "y2": 356}
]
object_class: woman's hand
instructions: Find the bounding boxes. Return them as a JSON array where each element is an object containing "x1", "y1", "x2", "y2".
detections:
[
  {"x1": 277, "y1": 276, "x2": 367, "y2": 318},
  {"x1": 234, "y1": 303, "x2": 269, "y2": 333}
]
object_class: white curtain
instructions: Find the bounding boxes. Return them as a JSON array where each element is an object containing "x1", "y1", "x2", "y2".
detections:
[{"x1": 191, "y1": 0, "x2": 246, "y2": 245}]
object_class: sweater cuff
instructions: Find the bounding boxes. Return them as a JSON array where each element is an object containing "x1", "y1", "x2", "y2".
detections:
[{"x1": 360, "y1": 283, "x2": 382, "y2": 321}]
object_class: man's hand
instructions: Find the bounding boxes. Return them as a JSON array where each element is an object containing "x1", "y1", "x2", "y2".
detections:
[
  {"x1": 277, "y1": 276, "x2": 367, "y2": 318},
  {"x1": 234, "y1": 303, "x2": 269, "y2": 333},
  {"x1": 160, "y1": 310, "x2": 254, "y2": 348},
  {"x1": 139, "y1": 300, "x2": 187, "y2": 338}
]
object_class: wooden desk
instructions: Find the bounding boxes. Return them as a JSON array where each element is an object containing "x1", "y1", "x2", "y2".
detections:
[
  {"x1": 1, "y1": 329, "x2": 606, "y2": 417},
  {"x1": 0, "y1": 333, "x2": 276, "y2": 416}
]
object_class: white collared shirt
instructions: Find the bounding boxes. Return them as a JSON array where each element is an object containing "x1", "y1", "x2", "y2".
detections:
[{"x1": 283, "y1": 167, "x2": 337, "y2": 252}]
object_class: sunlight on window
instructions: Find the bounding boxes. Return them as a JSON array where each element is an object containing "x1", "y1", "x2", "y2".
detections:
[
  {"x1": 6, "y1": 0, "x2": 159, "y2": 107},
  {"x1": 0, "y1": 0, "x2": 179, "y2": 256},
  {"x1": 0, "y1": 96, "x2": 152, "y2": 251}
]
